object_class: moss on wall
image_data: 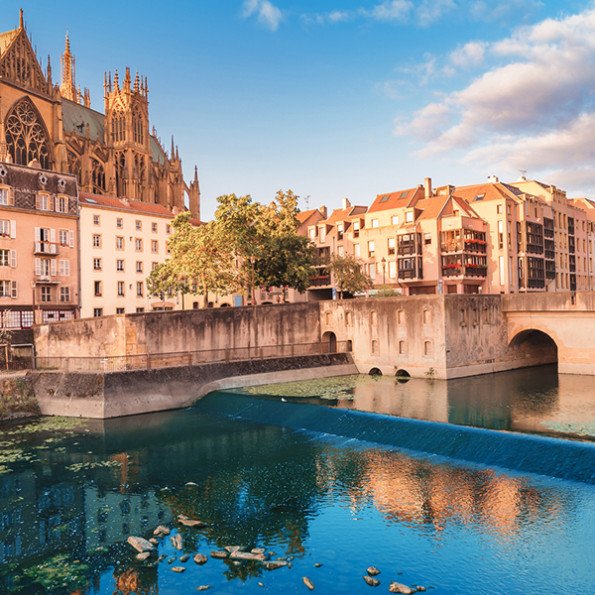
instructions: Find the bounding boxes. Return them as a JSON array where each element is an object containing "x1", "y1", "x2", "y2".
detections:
[{"x1": 0, "y1": 375, "x2": 40, "y2": 420}]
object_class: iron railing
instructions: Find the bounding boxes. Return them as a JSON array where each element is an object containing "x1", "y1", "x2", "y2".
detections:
[{"x1": 31, "y1": 340, "x2": 349, "y2": 373}]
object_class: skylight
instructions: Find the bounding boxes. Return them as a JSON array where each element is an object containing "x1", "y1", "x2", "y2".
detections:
[
  {"x1": 473, "y1": 193, "x2": 485, "y2": 201},
  {"x1": 379, "y1": 195, "x2": 389, "y2": 202},
  {"x1": 399, "y1": 191, "x2": 408, "y2": 198}
]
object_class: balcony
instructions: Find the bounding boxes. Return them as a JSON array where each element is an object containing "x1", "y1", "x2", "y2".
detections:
[
  {"x1": 442, "y1": 264, "x2": 487, "y2": 278},
  {"x1": 464, "y1": 239, "x2": 487, "y2": 253},
  {"x1": 34, "y1": 275, "x2": 59, "y2": 284},
  {"x1": 34, "y1": 241, "x2": 58, "y2": 255},
  {"x1": 397, "y1": 243, "x2": 419, "y2": 255},
  {"x1": 309, "y1": 274, "x2": 331, "y2": 287},
  {"x1": 441, "y1": 241, "x2": 461, "y2": 253},
  {"x1": 397, "y1": 269, "x2": 420, "y2": 280}
]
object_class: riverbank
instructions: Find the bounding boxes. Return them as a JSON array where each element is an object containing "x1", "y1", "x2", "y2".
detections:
[{"x1": 0, "y1": 373, "x2": 39, "y2": 421}]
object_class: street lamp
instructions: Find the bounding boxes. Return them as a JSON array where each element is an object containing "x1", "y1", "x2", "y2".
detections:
[{"x1": 381, "y1": 257, "x2": 386, "y2": 285}]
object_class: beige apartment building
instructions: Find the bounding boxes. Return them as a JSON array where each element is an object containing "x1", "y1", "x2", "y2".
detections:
[
  {"x1": 0, "y1": 163, "x2": 79, "y2": 328},
  {"x1": 79, "y1": 193, "x2": 181, "y2": 318},
  {"x1": 304, "y1": 177, "x2": 595, "y2": 298}
]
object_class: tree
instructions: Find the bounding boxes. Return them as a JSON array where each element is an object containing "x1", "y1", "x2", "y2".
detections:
[{"x1": 328, "y1": 254, "x2": 372, "y2": 299}]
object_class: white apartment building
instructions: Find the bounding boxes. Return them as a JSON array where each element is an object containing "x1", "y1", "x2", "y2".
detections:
[{"x1": 79, "y1": 193, "x2": 178, "y2": 318}]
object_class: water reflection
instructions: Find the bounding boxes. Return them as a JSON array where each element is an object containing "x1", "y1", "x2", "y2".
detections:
[
  {"x1": 0, "y1": 394, "x2": 592, "y2": 594},
  {"x1": 242, "y1": 366, "x2": 594, "y2": 440}
]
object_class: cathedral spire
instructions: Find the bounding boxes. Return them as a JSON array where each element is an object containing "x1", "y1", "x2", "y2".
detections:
[
  {"x1": 60, "y1": 33, "x2": 79, "y2": 103},
  {"x1": 47, "y1": 55, "x2": 52, "y2": 85},
  {"x1": 19, "y1": 8, "x2": 24, "y2": 30}
]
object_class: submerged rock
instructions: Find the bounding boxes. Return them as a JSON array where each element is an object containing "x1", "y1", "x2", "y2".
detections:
[
  {"x1": 170, "y1": 534, "x2": 183, "y2": 550},
  {"x1": 302, "y1": 576, "x2": 315, "y2": 590},
  {"x1": 171, "y1": 566, "x2": 186, "y2": 573},
  {"x1": 127, "y1": 536, "x2": 155, "y2": 553},
  {"x1": 177, "y1": 514, "x2": 208, "y2": 528},
  {"x1": 136, "y1": 552, "x2": 151, "y2": 561},
  {"x1": 363, "y1": 576, "x2": 380, "y2": 587},
  {"x1": 194, "y1": 553, "x2": 208, "y2": 565},
  {"x1": 230, "y1": 551, "x2": 267, "y2": 562},
  {"x1": 180, "y1": 554, "x2": 189, "y2": 563},
  {"x1": 210, "y1": 550, "x2": 229, "y2": 559},
  {"x1": 153, "y1": 525, "x2": 170, "y2": 536},
  {"x1": 149, "y1": 538, "x2": 159, "y2": 545},
  {"x1": 225, "y1": 545, "x2": 242, "y2": 553},
  {"x1": 388, "y1": 582, "x2": 414, "y2": 594},
  {"x1": 196, "y1": 587, "x2": 212, "y2": 592},
  {"x1": 264, "y1": 560, "x2": 287, "y2": 570}
]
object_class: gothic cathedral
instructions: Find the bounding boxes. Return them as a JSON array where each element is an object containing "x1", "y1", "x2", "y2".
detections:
[{"x1": 0, "y1": 10, "x2": 200, "y2": 218}]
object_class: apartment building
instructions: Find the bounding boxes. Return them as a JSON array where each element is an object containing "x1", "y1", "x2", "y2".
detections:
[
  {"x1": 79, "y1": 193, "x2": 178, "y2": 318},
  {"x1": 304, "y1": 177, "x2": 595, "y2": 298},
  {"x1": 0, "y1": 163, "x2": 79, "y2": 328}
]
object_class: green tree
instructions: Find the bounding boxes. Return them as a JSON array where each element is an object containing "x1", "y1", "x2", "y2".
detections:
[{"x1": 329, "y1": 254, "x2": 372, "y2": 299}]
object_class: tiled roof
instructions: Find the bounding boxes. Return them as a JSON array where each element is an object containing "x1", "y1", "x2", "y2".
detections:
[
  {"x1": 79, "y1": 192, "x2": 175, "y2": 217},
  {"x1": 454, "y1": 182, "x2": 514, "y2": 203},
  {"x1": 368, "y1": 187, "x2": 423, "y2": 213},
  {"x1": 62, "y1": 99, "x2": 105, "y2": 143},
  {"x1": 325, "y1": 205, "x2": 367, "y2": 225},
  {"x1": 297, "y1": 209, "x2": 318, "y2": 223}
]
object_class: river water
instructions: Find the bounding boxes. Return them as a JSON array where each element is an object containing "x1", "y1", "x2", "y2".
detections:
[{"x1": 0, "y1": 366, "x2": 593, "y2": 594}]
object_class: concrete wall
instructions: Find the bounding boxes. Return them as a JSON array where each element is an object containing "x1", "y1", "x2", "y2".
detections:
[{"x1": 30, "y1": 353, "x2": 357, "y2": 418}]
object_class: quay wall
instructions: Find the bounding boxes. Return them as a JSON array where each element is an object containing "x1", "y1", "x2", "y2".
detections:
[{"x1": 30, "y1": 353, "x2": 357, "y2": 419}]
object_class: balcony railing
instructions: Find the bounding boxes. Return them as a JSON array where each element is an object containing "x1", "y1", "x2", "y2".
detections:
[
  {"x1": 34, "y1": 242, "x2": 58, "y2": 255},
  {"x1": 309, "y1": 274, "x2": 331, "y2": 287},
  {"x1": 464, "y1": 240, "x2": 487, "y2": 253}
]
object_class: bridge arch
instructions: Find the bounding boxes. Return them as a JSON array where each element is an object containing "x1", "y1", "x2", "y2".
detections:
[{"x1": 508, "y1": 328, "x2": 558, "y2": 367}]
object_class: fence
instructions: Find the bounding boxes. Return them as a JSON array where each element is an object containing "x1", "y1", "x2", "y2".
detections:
[{"x1": 32, "y1": 340, "x2": 349, "y2": 373}]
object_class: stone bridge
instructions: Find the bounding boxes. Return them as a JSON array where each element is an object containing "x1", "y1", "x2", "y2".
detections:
[{"x1": 502, "y1": 292, "x2": 595, "y2": 376}]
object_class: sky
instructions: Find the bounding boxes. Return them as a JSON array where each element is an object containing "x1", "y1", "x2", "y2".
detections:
[{"x1": 4, "y1": 0, "x2": 595, "y2": 218}]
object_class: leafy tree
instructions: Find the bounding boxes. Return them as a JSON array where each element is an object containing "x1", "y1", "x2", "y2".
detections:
[{"x1": 329, "y1": 254, "x2": 372, "y2": 299}]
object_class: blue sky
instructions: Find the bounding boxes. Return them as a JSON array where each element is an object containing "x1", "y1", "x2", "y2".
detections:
[{"x1": 4, "y1": 1, "x2": 595, "y2": 218}]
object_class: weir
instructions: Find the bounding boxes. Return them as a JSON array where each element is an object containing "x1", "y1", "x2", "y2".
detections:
[{"x1": 197, "y1": 392, "x2": 595, "y2": 484}]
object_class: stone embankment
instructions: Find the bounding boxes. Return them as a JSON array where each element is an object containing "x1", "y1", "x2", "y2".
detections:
[
  {"x1": 0, "y1": 373, "x2": 39, "y2": 421},
  {"x1": 29, "y1": 353, "x2": 357, "y2": 419}
]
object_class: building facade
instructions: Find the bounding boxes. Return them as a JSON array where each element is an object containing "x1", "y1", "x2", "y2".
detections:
[
  {"x1": 0, "y1": 162, "x2": 79, "y2": 328},
  {"x1": 0, "y1": 10, "x2": 200, "y2": 218}
]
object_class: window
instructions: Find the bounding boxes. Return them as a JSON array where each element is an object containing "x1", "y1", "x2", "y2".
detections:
[
  {"x1": 0, "y1": 189, "x2": 9, "y2": 206},
  {"x1": 92, "y1": 234, "x2": 101, "y2": 248},
  {"x1": 405, "y1": 211, "x2": 414, "y2": 223},
  {"x1": 116, "y1": 259, "x2": 124, "y2": 272},
  {"x1": 136, "y1": 282, "x2": 144, "y2": 297},
  {"x1": 60, "y1": 287, "x2": 70, "y2": 302},
  {"x1": 354, "y1": 244, "x2": 360, "y2": 258},
  {"x1": 338, "y1": 246, "x2": 344, "y2": 257},
  {"x1": 59, "y1": 259, "x2": 70, "y2": 276},
  {"x1": 320, "y1": 226, "x2": 326, "y2": 242},
  {"x1": 93, "y1": 258, "x2": 102, "y2": 271},
  {"x1": 5, "y1": 97, "x2": 50, "y2": 168},
  {"x1": 93, "y1": 308, "x2": 103, "y2": 317},
  {"x1": 93, "y1": 214, "x2": 100, "y2": 226},
  {"x1": 116, "y1": 236, "x2": 124, "y2": 250},
  {"x1": 309, "y1": 228, "x2": 316, "y2": 240},
  {"x1": 136, "y1": 261, "x2": 143, "y2": 274},
  {"x1": 56, "y1": 196, "x2": 68, "y2": 213},
  {"x1": 0, "y1": 249, "x2": 16, "y2": 268},
  {"x1": 0, "y1": 220, "x2": 11, "y2": 236},
  {"x1": 38, "y1": 193, "x2": 49, "y2": 210},
  {"x1": 371, "y1": 219, "x2": 379, "y2": 228},
  {"x1": 337, "y1": 224, "x2": 343, "y2": 240},
  {"x1": 424, "y1": 340, "x2": 433, "y2": 357},
  {"x1": 388, "y1": 238, "x2": 395, "y2": 255},
  {"x1": 59, "y1": 230, "x2": 69, "y2": 246},
  {"x1": 371, "y1": 340, "x2": 378, "y2": 355},
  {"x1": 94, "y1": 281, "x2": 102, "y2": 296},
  {"x1": 391, "y1": 215, "x2": 398, "y2": 225},
  {"x1": 151, "y1": 222, "x2": 158, "y2": 233},
  {"x1": 166, "y1": 224, "x2": 171, "y2": 234},
  {"x1": 399, "y1": 340, "x2": 407, "y2": 355},
  {"x1": 368, "y1": 240, "x2": 375, "y2": 257},
  {"x1": 497, "y1": 204, "x2": 503, "y2": 214},
  {"x1": 0, "y1": 280, "x2": 17, "y2": 298},
  {"x1": 135, "y1": 220, "x2": 142, "y2": 231},
  {"x1": 353, "y1": 221, "x2": 360, "y2": 238},
  {"x1": 389, "y1": 261, "x2": 396, "y2": 278},
  {"x1": 424, "y1": 233, "x2": 432, "y2": 245},
  {"x1": 116, "y1": 218, "x2": 123, "y2": 229},
  {"x1": 152, "y1": 262, "x2": 158, "y2": 271},
  {"x1": 369, "y1": 263, "x2": 376, "y2": 279},
  {"x1": 151, "y1": 240, "x2": 158, "y2": 253},
  {"x1": 117, "y1": 281, "x2": 125, "y2": 296},
  {"x1": 116, "y1": 307, "x2": 125, "y2": 314},
  {"x1": 35, "y1": 257, "x2": 52, "y2": 277},
  {"x1": 40, "y1": 286, "x2": 51, "y2": 302},
  {"x1": 136, "y1": 307, "x2": 144, "y2": 313},
  {"x1": 135, "y1": 238, "x2": 142, "y2": 251}
]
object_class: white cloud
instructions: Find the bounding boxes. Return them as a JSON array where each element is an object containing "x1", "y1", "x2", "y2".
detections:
[
  {"x1": 397, "y1": 6, "x2": 595, "y2": 185},
  {"x1": 242, "y1": 0, "x2": 282, "y2": 31},
  {"x1": 416, "y1": 0, "x2": 457, "y2": 27},
  {"x1": 470, "y1": 0, "x2": 543, "y2": 24},
  {"x1": 370, "y1": 0, "x2": 413, "y2": 22}
]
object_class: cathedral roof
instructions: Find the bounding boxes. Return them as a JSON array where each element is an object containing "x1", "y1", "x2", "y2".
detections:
[
  {"x1": 62, "y1": 98, "x2": 105, "y2": 142},
  {"x1": 0, "y1": 29, "x2": 18, "y2": 55},
  {"x1": 150, "y1": 136, "x2": 167, "y2": 165}
]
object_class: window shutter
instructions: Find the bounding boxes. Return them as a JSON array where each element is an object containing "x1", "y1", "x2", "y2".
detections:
[
  {"x1": 35, "y1": 226, "x2": 40, "y2": 242},
  {"x1": 11, "y1": 280, "x2": 17, "y2": 298},
  {"x1": 34, "y1": 257, "x2": 41, "y2": 276},
  {"x1": 35, "y1": 193, "x2": 40, "y2": 210},
  {"x1": 50, "y1": 228, "x2": 56, "y2": 243},
  {"x1": 69, "y1": 230, "x2": 75, "y2": 248},
  {"x1": 8, "y1": 188, "x2": 14, "y2": 206},
  {"x1": 10, "y1": 220, "x2": 16, "y2": 239},
  {"x1": 10, "y1": 250, "x2": 16, "y2": 268},
  {"x1": 50, "y1": 259, "x2": 57, "y2": 276},
  {"x1": 65, "y1": 259, "x2": 70, "y2": 276}
]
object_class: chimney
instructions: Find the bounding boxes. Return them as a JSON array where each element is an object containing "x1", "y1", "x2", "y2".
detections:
[
  {"x1": 424, "y1": 177, "x2": 432, "y2": 199},
  {"x1": 488, "y1": 175, "x2": 499, "y2": 183},
  {"x1": 342, "y1": 197, "x2": 351, "y2": 210},
  {"x1": 320, "y1": 205, "x2": 327, "y2": 218}
]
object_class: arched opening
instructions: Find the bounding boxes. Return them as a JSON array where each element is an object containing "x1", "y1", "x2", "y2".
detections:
[
  {"x1": 219, "y1": 303, "x2": 231, "y2": 308},
  {"x1": 369, "y1": 367, "x2": 382, "y2": 376},
  {"x1": 509, "y1": 329, "x2": 558, "y2": 368},
  {"x1": 395, "y1": 369, "x2": 411, "y2": 383},
  {"x1": 321, "y1": 331, "x2": 337, "y2": 353}
]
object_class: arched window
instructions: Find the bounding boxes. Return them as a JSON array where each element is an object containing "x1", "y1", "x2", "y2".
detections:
[
  {"x1": 67, "y1": 151, "x2": 81, "y2": 184},
  {"x1": 5, "y1": 97, "x2": 50, "y2": 168},
  {"x1": 132, "y1": 106, "x2": 144, "y2": 144},
  {"x1": 92, "y1": 159, "x2": 106, "y2": 193},
  {"x1": 115, "y1": 152, "x2": 126, "y2": 196},
  {"x1": 111, "y1": 108, "x2": 125, "y2": 142}
]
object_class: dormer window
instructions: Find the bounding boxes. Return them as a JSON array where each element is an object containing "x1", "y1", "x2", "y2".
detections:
[{"x1": 405, "y1": 211, "x2": 414, "y2": 223}]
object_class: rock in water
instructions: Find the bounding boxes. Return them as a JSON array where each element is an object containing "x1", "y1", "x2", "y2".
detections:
[
  {"x1": 180, "y1": 554, "x2": 189, "y2": 563},
  {"x1": 149, "y1": 538, "x2": 159, "y2": 545},
  {"x1": 153, "y1": 525, "x2": 170, "y2": 536},
  {"x1": 388, "y1": 582, "x2": 415, "y2": 594},
  {"x1": 196, "y1": 587, "x2": 212, "y2": 592},
  {"x1": 170, "y1": 534, "x2": 183, "y2": 550},
  {"x1": 210, "y1": 550, "x2": 229, "y2": 559},
  {"x1": 171, "y1": 566, "x2": 186, "y2": 573},
  {"x1": 367, "y1": 566, "x2": 381, "y2": 576},
  {"x1": 136, "y1": 552, "x2": 151, "y2": 561},
  {"x1": 363, "y1": 575, "x2": 381, "y2": 587},
  {"x1": 194, "y1": 553, "x2": 208, "y2": 565},
  {"x1": 127, "y1": 536, "x2": 155, "y2": 553},
  {"x1": 302, "y1": 576, "x2": 315, "y2": 590}
]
